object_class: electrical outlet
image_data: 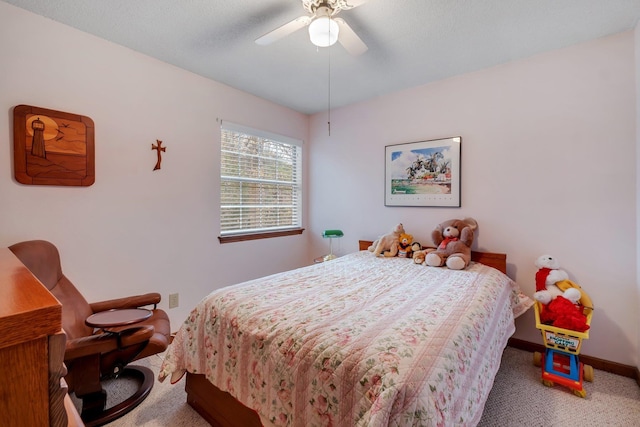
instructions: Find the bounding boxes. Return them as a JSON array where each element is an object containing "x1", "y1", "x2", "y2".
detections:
[{"x1": 168, "y1": 293, "x2": 179, "y2": 309}]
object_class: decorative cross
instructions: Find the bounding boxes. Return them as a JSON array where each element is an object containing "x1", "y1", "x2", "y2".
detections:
[{"x1": 151, "y1": 139, "x2": 166, "y2": 171}]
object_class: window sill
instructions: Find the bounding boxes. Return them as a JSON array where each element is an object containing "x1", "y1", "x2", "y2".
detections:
[{"x1": 218, "y1": 228, "x2": 305, "y2": 244}]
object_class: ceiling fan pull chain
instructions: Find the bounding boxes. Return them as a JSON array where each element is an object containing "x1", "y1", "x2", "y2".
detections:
[{"x1": 328, "y1": 38, "x2": 332, "y2": 136}]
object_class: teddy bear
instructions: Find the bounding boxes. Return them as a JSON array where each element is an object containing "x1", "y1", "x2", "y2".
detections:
[
  {"x1": 415, "y1": 217, "x2": 477, "y2": 270},
  {"x1": 412, "y1": 247, "x2": 436, "y2": 264},
  {"x1": 396, "y1": 233, "x2": 422, "y2": 258},
  {"x1": 534, "y1": 254, "x2": 593, "y2": 332},
  {"x1": 533, "y1": 254, "x2": 579, "y2": 305},
  {"x1": 368, "y1": 223, "x2": 405, "y2": 257}
]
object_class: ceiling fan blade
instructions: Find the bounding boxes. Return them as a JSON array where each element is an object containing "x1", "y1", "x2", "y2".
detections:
[
  {"x1": 342, "y1": 0, "x2": 371, "y2": 9},
  {"x1": 335, "y1": 18, "x2": 368, "y2": 55},
  {"x1": 255, "y1": 15, "x2": 312, "y2": 45}
]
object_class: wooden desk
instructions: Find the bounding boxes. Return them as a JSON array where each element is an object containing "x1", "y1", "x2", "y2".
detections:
[{"x1": 0, "y1": 248, "x2": 82, "y2": 427}]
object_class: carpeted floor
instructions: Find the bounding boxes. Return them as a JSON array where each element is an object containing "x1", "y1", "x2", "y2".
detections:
[
  {"x1": 477, "y1": 347, "x2": 640, "y2": 426},
  {"x1": 76, "y1": 347, "x2": 640, "y2": 426}
]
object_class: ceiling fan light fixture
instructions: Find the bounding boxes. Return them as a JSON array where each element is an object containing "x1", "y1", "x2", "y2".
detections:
[{"x1": 309, "y1": 16, "x2": 339, "y2": 47}]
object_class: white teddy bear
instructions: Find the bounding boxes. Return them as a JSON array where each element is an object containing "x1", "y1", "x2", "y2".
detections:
[{"x1": 533, "y1": 254, "x2": 581, "y2": 305}]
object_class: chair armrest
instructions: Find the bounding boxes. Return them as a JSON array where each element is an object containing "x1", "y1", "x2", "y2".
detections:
[
  {"x1": 65, "y1": 326, "x2": 155, "y2": 360},
  {"x1": 65, "y1": 333, "x2": 119, "y2": 360},
  {"x1": 89, "y1": 292, "x2": 161, "y2": 313}
]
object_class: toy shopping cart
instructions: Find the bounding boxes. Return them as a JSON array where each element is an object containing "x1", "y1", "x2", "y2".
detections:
[{"x1": 533, "y1": 300, "x2": 594, "y2": 398}]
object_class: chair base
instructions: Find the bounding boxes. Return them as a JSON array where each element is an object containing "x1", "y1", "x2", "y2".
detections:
[{"x1": 80, "y1": 365, "x2": 154, "y2": 427}]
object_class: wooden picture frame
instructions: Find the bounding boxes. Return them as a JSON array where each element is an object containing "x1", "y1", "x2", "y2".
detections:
[
  {"x1": 13, "y1": 104, "x2": 95, "y2": 186},
  {"x1": 385, "y1": 136, "x2": 461, "y2": 207}
]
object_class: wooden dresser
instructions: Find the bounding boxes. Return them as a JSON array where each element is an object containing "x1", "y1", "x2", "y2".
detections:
[{"x1": 0, "y1": 248, "x2": 82, "y2": 426}]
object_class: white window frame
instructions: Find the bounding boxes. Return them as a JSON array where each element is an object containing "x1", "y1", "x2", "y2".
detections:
[{"x1": 219, "y1": 121, "x2": 303, "y2": 242}]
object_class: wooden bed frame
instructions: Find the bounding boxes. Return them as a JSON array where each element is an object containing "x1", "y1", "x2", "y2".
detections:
[{"x1": 184, "y1": 241, "x2": 508, "y2": 427}]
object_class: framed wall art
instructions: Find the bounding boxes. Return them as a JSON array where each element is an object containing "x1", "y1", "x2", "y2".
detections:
[
  {"x1": 385, "y1": 136, "x2": 461, "y2": 207},
  {"x1": 13, "y1": 104, "x2": 95, "y2": 186}
]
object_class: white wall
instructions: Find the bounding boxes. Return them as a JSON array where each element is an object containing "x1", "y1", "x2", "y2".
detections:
[
  {"x1": 0, "y1": 3, "x2": 310, "y2": 329},
  {"x1": 635, "y1": 20, "x2": 640, "y2": 373},
  {"x1": 309, "y1": 32, "x2": 638, "y2": 366}
]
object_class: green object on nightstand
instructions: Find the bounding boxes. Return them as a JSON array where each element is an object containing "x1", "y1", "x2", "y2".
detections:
[
  {"x1": 322, "y1": 230, "x2": 344, "y2": 238},
  {"x1": 322, "y1": 229, "x2": 344, "y2": 261}
]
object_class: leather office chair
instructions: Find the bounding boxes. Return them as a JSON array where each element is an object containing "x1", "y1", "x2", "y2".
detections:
[{"x1": 9, "y1": 240, "x2": 171, "y2": 427}]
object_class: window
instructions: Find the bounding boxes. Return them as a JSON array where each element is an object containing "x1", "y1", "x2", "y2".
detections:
[{"x1": 219, "y1": 122, "x2": 303, "y2": 242}]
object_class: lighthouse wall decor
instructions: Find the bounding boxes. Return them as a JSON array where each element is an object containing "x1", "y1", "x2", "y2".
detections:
[{"x1": 13, "y1": 104, "x2": 95, "y2": 186}]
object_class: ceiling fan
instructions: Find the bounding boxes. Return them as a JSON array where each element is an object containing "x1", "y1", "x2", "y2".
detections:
[{"x1": 255, "y1": 0, "x2": 370, "y2": 55}]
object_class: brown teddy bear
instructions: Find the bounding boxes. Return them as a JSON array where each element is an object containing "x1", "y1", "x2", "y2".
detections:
[
  {"x1": 415, "y1": 218, "x2": 478, "y2": 270},
  {"x1": 368, "y1": 223, "x2": 405, "y2": 257},
  {"x1": 397, "y1": 233, "x2": 421, "y2": 258}
]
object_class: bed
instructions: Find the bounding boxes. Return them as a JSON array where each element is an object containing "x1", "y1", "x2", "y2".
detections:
[{"x1": 159, "y1": 241, "x2": 532, "y2": 427}]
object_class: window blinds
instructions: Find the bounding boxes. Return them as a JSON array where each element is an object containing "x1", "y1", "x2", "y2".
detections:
[{"x1": 220, "y1": 122, "x2": 302, "y2": 235}]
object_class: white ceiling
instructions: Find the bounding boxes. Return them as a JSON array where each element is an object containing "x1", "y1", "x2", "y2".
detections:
[{"x1": 4, "y1": 0, "x2": 640, "y2": 114}]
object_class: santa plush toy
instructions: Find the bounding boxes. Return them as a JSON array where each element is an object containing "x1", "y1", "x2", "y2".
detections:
[{"x1": 534, "y1": 254, "x2": 590, "y2": 332}]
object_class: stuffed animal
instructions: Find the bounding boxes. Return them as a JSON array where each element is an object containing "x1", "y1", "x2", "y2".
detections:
[
  {"x1": 368, "y1": 223, "x2": 405, "y2": 257},
  {"x1": 397, "y1": 233, "x2": 422, "y2": 258},
  {"x1": 533, "y1": 255, "x2": 580, "y2": 305},
  {"x1": 534, "y1": 254, "x2": 593, "y2": 331},
  {"x1": 410, "y1": 240, "x2": 423, "y2": 254},
  {"x1": 418, "y1": 217, "x2": 478, "y2": 270},
  {"x1": 554, "y1": 279, "x2": 593, "y2": 310},
  {"x1": 412, "y1": 247, "x2": 436, "y2": 264}
]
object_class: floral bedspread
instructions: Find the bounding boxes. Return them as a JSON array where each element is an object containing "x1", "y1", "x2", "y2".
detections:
[{"x1": 159, "y1": 251, "x2": 532, "y2": 427}]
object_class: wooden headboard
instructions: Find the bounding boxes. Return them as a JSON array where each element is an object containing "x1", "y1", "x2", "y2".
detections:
[{"x1": 358, "y1": 240, "x2": 507, "y2": 274}]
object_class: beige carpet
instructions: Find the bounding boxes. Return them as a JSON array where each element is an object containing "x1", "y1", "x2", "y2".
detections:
[
  {"x1": 77, "y1": 347, "x2": 640, "y2": 426},
  {"x1": 478, "y1": 348, "x2": 640, "y2": 426}
]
